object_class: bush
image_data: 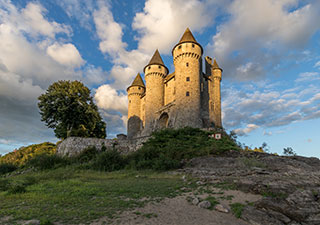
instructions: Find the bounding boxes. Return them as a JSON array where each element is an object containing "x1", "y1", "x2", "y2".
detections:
[
  {"x1": 91, "y1": 149, "x2": 126, "y2": 171},
  {"x1": 129, "y1": 127, "x2": 240, "y2": 171},
  {"x1": 76, "y1": 146, "x2": 99, "y2": 163},
  {"x1": 0, "y1": 178, "x2": 10, "y2": 191},
  {"x1": 0, "y1": 163, "x2": 17, "y2": 175},
  {"x1": 26, "y1": 154, "x2": 69, "y2": 170},
  {"x1": 7, "y1": 182, "x2": 27, "y2": 194}
]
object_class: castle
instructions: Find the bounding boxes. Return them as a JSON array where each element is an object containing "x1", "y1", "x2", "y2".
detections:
[{"x1": 127, "y1": 28, "x2": 223, "y2": 138}]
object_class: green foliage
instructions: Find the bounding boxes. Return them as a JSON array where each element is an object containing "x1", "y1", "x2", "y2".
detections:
[
  {"x1": 40, "y1": 219, "x2": 54, "y2": 225},
  {"x1": 91, "y1": 149, "x2": 126, "y2": 171},
  {"x1": 0, "y1": 163, "x2": 17, "y2": 175},
  {"x1": 205, "y1": 196, "x2": 219, "y2": 209},
  {"x1": 0, "y1": 142, "x2": 56, "y2": 166},
  {"x1": 230, "y1": 203, "x2": 245, "y2": 218},
  {"x1": 38, "y1": 80, "x2": 106, "y2": 139},
  {"x1": 129, "y1": 127, "x2": 240, "y2": 171},
  {"x1": 26, "y1": 154, "x2": 69, "y2": 170},
  {"x1": 0, "y1": 178, "x2": 10, "y2": 191},
  {"x1": 0, "y1": 169, "x2": 184, "y2": 224},
  {"x1": 7, "y1": 182, "x2": 27, "y2": 194},
  {"x1": 283, "y1": 147, "x2": 296, "y2": 156},
  {"x1": 76, "y1": 146, "x2": 99, "y2": 163}
]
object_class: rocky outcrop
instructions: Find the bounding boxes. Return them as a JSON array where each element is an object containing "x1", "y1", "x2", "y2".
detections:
[{"x1": 182, "y1": 151, "x2": 320, "y2": 225}]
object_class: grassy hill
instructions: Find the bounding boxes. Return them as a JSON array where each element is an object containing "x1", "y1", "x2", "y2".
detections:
[
  {"x1": 0, "y1": 127, "x2": 242, "y2": 224},
  {"x1": 0, "y1": 142, "x2": 56, "y2": 166}
]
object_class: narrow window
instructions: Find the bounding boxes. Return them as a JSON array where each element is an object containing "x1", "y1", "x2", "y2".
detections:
[
  {"x1": 129, "y1": 100, "x2": 131, "y2": 103},
  {"x1": 158, "y1": 65, "x2": 161, "y2": 69},
  {"x1": 201, "y1": 83, "x2": 203, "y2": 92},
  {"x1": 148, "y1": 66, "x2": 151, "y2": 69},
  {"x1": 186, "y1": 77, "x2": 190, "y2": 81},
  {"x1": 186, "y1": 62, "x2": 189, "y2": 67},
  {"x1": 178, "y1": 45, "x2": 182, "y2": 49},
  {"x1": 173, "y1": 87, "x2": 176, "y2": 95},
  {"x1": 186, "y1": 91, "x2": 190, "y2": 96},
  {"x1": 138, "y1": 87, "x2": 141, "y2": 90},
  {"x1": 192, "y1": 44, "x2": 195, "y2": 48}
]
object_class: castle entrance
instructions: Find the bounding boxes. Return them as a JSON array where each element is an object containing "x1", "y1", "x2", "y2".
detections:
[{"x1": 158, "y1": 113, "x2": 169, "y2": 129}]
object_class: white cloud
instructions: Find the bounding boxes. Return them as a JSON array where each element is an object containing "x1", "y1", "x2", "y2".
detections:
[
  {"x1": 93, "y1": 1, "x2": 127, "y2": 56},
  {"x1": 207, "y1": 0, "x2": 320, "y2": 80},
  {"x1": 133, "y1": 0, "x2": 216, "y2": 54},
  {"x1": 94, "y1": 84, "x2": 128, "y2": 115},
  {"x1": 233, "y1": 124, "x2": 259, "y2": 136},
  {"x1": 21, "y1": 2, "x2": 71, "y2": 38},
  {"x1": 295, "y1": 72, "x2": 320, "y2": 82},
  {"x1": 47, "y1": 43, "x2": 85, "y2": 68},
  {"x1": 314, "y1": 61, "x2": 320, "y2": 68}
]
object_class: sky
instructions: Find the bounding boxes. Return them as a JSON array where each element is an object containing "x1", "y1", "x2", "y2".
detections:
[{"x1": 0, "y1": 0, "x2": 319, "y2": 157}]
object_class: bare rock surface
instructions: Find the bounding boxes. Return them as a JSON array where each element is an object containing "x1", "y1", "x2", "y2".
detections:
[{"x1": 181, "y1": 151, "x2": 320, "y2": 225}]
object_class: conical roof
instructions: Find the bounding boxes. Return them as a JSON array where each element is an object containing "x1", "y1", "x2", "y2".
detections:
[
  {"x1": 131, "y1": 73, "x2": 145, "y2": 87},
  {"x1": 143, "y1": 50, "x2": 169, "y2": 74},
  {"x1": 212, "y1": 58, "x2": 223, "y2": 71},
  {"x1": 172, "y1": 28, "x2": 203, "y2": 55},
  {"x1": 127, "y1": 73, "x2": 145, "y2": 91},
  {"x1": 178, "y1": 28, "x2": 198, "y2": 44}
]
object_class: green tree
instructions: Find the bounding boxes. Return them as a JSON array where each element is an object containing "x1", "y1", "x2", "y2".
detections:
[{"x1": 38, "y1": 80, "x2": 106, "y2": 139}]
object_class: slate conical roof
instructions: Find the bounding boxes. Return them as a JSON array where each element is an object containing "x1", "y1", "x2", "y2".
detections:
[
  {"x1": 178, "y1": 28, "x2": 198, "y2": 44},
  {"x1": 131, "y1": 73, "x2": 145, "y2": 87},
  {"x1": 172, "y1": 28, "x2": 203, "y2": 55},
  {"x1": 127, "y1": 73, "x2": 145, "y2": 91},
  {"x1": 143, "y1": 49, "x2": 169, "y2": 74},
  {"x1": 212, "y1": 58, "x2": 223, "y2": 72}
]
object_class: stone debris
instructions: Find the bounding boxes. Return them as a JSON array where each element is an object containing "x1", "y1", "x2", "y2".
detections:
[
  {"x1": 192, "y1": 197, "x2": 200, "y2": 205},
  {"x1": 198, "y1": 201, "x2": 211, "y2": 209},
  {"x1": 214, "y1": 204, "x2": 229, "y2": 213}
]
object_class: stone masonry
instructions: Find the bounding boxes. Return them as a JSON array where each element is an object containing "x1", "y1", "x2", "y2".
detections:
[{"x1": 127, "y1": 28, "x2": 223, "y2": 139}]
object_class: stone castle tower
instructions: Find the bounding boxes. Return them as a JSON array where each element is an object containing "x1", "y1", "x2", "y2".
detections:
[{"x1": 127, "y1": 28, "x2": 222, "y2": 138}]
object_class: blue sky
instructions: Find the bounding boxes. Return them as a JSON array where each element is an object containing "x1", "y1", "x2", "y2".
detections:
[{"x1": 0, "y1": 0, "x2": 319, "y2": 157}]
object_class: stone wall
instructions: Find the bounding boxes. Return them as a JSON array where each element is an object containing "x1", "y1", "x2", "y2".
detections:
[{"x1": 56, "y1": 136, "x2": 150, "y2": 157}]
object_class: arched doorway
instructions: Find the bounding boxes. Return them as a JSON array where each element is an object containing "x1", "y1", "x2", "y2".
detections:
[{"x1": 158, "y1": 113, "x2": 169, "y2": 129}]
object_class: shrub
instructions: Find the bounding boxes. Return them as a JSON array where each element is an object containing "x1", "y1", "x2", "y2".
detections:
[
  {"x1": 7, "y1": 182, "x2": 27, "y2": 194},
  {"x1": 26, "y1": 154, "x2": 69, "y2": 170},
  {"x1": 0, "y1": 163, "x2": 17, "y2": 175},
  {"x1": 91, "y1": 149, "x2": 126, "y2": 171},
  {"x1": 76, "y1": 146, "x2": 99, "y2": 163},
  {"x1": 129, "y1": 127, "x2": 240, "y2": 171},
  {"x1": 0, "y1": 178, "x2": 10, "y2": 191},
  {"x1": 0, "y1": 142, "x2": 56, "y2": 166}
]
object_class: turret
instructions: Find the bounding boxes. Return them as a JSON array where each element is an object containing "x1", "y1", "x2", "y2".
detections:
[
  {"x1": 172, "y1": 28, "x2": 203, "y2": 128},
  {"x1": 208, "y1": 59, "x2": 222, "y2": 128},
  {"x1": 127, "y1": 73, "x2": 145, "y2": 138},
  {"x1": 143, "y1": 50, "x2": 168, "y2": 134}
]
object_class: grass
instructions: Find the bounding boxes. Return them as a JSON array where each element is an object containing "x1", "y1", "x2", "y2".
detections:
[
  {"x1": 241, "y1": 157, "x2": 266, "y2": 168},
  {"x1": 205, "y1": 196, "x2": 220, "y2": 210},
  {"x1": 230, "y1": 203, "x2": 245, "y2": 218},
  {"x1": 0, "y1": 167, "x2": 185, "y2": 225}
]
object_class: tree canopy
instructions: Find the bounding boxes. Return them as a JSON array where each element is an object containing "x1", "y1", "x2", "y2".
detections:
[{"x1": 38, "y1": 80, "x2": 106, "y2": 139}]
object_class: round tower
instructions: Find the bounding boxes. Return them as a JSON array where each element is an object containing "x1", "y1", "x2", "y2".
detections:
[
  {"x1": 143, "y1": 49, "x2": 168, "y2": 134},
  {"x1": 127, "y1": 73, "x2": 145, "y2": 138},
  {"x1": 172, "y1": 28, "x2": 203, "y2": 128},
  {"x1": 211, "y1": 59, "x2": 222, "y2": 128}
]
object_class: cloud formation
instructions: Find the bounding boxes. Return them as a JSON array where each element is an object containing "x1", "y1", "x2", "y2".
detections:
[
  {"x1": 207, "y1": 0, "x2": 320, "y2": 80},
  {"x1": 222, "y1": 79, "x2": 320, "y2": 136}
]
